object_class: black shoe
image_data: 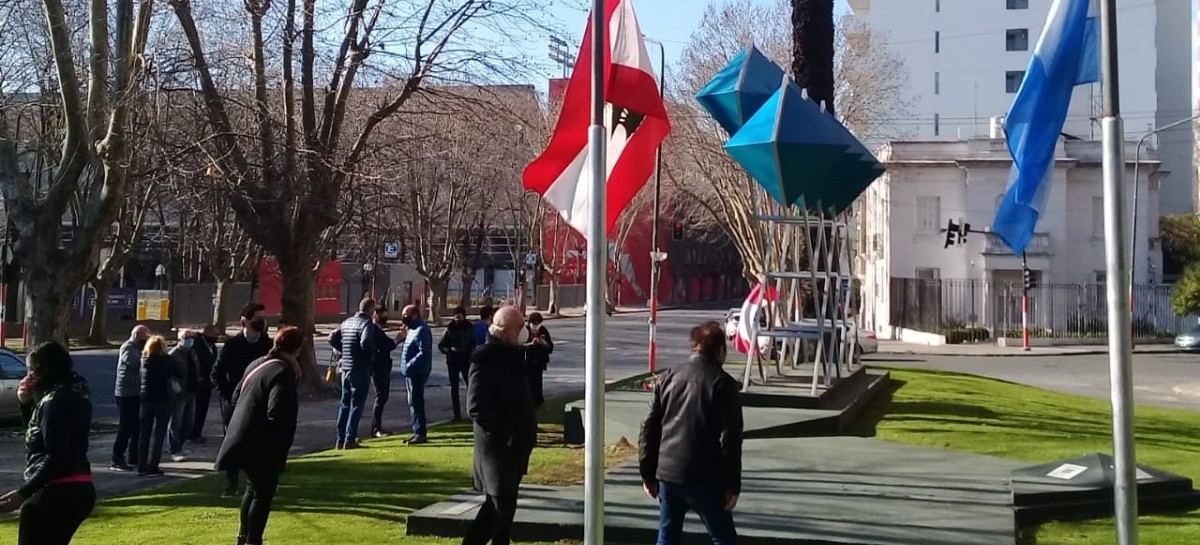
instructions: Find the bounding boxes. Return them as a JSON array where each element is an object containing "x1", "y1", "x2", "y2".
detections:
[
  {"x1": 235, "y1": 535, "x2": 247, "y2": 545},
  {"x1": 405, "y1": 435, "x2": 428, "y2": 445},
  {"x1": 190, "y1": 436, "x2": 207, "y2": 444},
  {"x1": 110, "y1": 462, "x2": 134, "y2": 472},
  {"x1": 221, "y1": 487, "x2": 240, "y2": 498},
  {"x1": 138, "y1": 467, "x2": 164, "y2": 477},
  {"x1": 342, "y1": 440, "x2": 364, "y2": 450}
]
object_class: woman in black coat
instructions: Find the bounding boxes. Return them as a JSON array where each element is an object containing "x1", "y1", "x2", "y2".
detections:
[
  {"x1": 0, "y1": 341, "x2": 94, "y2": 545},
  {"x1": 462, "y1": 306, "x2": 538, "y2": 545},
  {"x1": 215, "y1": 327, "x2": 301, "y2": 545},
  {"x1": 137, "y1": 336, "x2": 176, "y2": 476}
]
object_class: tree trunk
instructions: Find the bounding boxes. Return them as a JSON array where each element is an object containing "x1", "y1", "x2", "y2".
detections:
[
  {"x1": 791, "y1": 0, "x2": 837, "y2": 115},
  {"x1": 24, "y1": 270, "x2": 73, "y2": 346},
  {"x1": 426, "y1": 278, "x2": 448, "y2": 324},
  {"x1": 86, "y1": 280, "x2": 111, "y2": 344},
  {"x1": 275, "y1": 252, "x2": 325, "y2": 394},
  {"x1": 547, "y1": 272, "x2": 561, "y2": 315},
  {"x1": 212, "y1": 278, "x2": 232, "y2": 330}
]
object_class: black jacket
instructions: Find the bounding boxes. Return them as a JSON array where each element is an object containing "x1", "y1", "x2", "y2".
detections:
[
  {"x1": 639, "y1": 354, "x2": 744, "y2": 495},
  {"x1": 373, "y1": 326, "x2": 398, "y2": 372},
  {"x1": 169, "y1": 344, "x2": 200, "y2": 393},
  {"x1": 194, "y1": 337, "x2": 218, "y2": 387},
  {"x1": 524, "y1": 325, "x2": 554, "y2": 370},
  {"x1": 213, "y1": 332, "x2": 272, "y2": 400},
  {"x1": 140, "y1": 354, "x2": 178, "y2": 403},
  {"x1": 439, "y1": 319, "x2": 476, "y2": 365},
  {"x1": 468, "y1": 337, "x2": 537, "y2": 496},
  {"x1": 21, "y1": 375, "x2": 92, "y2": 498},
  {"x1": 215, "y1": 357, "x2": 299, "y2": 474}
]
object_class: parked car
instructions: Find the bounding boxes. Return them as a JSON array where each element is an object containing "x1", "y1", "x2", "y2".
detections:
[
  {"x1": 1175, "y1": 327, "x2": 1200, "y2": 352},
  {"x1": 724, "y1": 309, "x2": 878, "y2": 361},
  {"x1": 0, "y1": 349, "x2": 27, "y2": 421}
]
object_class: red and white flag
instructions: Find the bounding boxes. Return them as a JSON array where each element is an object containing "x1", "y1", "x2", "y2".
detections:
[{"x1": 522, "y1": 0, "x2": 670, "y2": 242}]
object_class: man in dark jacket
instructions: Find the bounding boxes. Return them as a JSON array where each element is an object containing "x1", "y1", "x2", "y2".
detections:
[
  {"x1": 189, "y1": 324, "x2": 220, "y2": 444},
  {"x1": 438, "y1": 307, "x2": 475, "y2": 421},
  {"x1": 111, "y1": 325, "x2": 149, "y2": 471},
  {"x1": 639, "y1": 321, "x2": 744, "y2": 545},
  {"x1": 329, "y1": 298, "x2": 387, "y2": 449},
  {"x1": 369, "y1": 307, "x2": 400, "y2": 438},
  {"x1": 399, "y1": 304, "x2": 433, "y2": 445},
  {"x1": 462, "y1": 306, "x2": 539, "y2": 545},
  {"x1": 212, "y1": 302, "x2": 272, "y2": 497},
  {"x1": 167, "y1": 329, "x2": 201, "y2": 461}
]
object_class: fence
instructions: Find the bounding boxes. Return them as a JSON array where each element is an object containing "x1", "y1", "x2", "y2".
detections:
[{"x1": 888, "y1": 277, "x2": 1197, "y2": 341}]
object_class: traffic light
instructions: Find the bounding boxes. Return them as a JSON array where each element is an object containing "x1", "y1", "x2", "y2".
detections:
[
  {"x1": 1023, "y1": 267, "x2": 1036, "y2": 290},
  {"x1": 672, "y1": 221, "x2": 684, "y2": 241},
  {"x1": 944, "y1": 219, "x2": 971, "y2": 248}
]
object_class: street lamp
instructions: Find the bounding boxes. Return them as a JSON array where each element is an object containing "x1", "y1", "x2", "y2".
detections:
[
  {"x1": 362, "y1": 262, "x2": 374, "y2": 300},
  {"x1": 643, "y1": 35, "x2": 666, "y2": 374}
]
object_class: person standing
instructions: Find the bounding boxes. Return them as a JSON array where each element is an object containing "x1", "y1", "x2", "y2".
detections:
[
  {"x1": 369, "y1": 307, "x2": 401, "y2": 438},
  {"x1": 461, "y1": 306, "x2": 538, "y2": 545},
  {"x1": 189, "y1": 324, "x2": 220, "y2": 444},
  {"x1": 216, "y1": 326, "x2": 302, "y2": 545},
  {"x1": 473, "y1": 305, "x2": 494, "y2": 347},
  {"x1": 399, "y1": 304, "x2": 432, "y2": 445},
  {"x1": 0, "y1": 342, "x2": 94, "y2": 545},
  {"x1": 639, "y1": 322, "x2": 744, "y2": 545},
  {"x1": 438, "y1": 307, "x2": 475, "y2": 421},
  {"x1": 137, "y1": 336, "x2": 176, "y2": 477},
  {"x1": 329, "y1": 298, "x2": 382, "y2": 450},
  {"x1": 213, "y1": 303, "x2": 272, "y2": 496},
  {"x1": 111, "y1": 325, "x2": 149, "y2": 471},
  {"x1": 167, "y1": 329, "x2": 200, "y2": 462},
  {"x1": 523, "y1": 313, "x2": 553, "y2": 409}
]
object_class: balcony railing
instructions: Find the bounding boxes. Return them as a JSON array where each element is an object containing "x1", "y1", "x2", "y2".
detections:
[{"x1": 983, "y1": 232, "x2": 1051, "y2": 256}]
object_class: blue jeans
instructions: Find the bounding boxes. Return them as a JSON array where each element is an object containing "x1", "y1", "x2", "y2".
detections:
[
  {"x1": 336, "y1": 370, "x2": 371, "y2": 442},
  {"x1": 406, "y1": 374, "x2": 428, "y2": 437},
  {"x1": 168, "y1": 392, "x2": 195, "y2": 454},
  {"x1": 656, "y1": 481, "x2": 738, "y2": 545}
]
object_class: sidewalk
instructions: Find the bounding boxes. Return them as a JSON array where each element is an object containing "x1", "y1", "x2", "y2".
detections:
[{"x1": 878, "y1": 339, "x2": 1179, "y2": 357}]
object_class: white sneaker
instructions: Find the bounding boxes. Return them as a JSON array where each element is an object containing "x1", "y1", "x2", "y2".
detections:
[{"x1": 171, "y1": 454, "x2": 187, "y2": 462}]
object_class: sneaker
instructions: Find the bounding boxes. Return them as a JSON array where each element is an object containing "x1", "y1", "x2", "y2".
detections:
[
  {"x1": 373, "y1": 430, "x2": 390, "y2": 438},
  {"x1": 342, "y1": 440, "x2": 364, "y2": 450},
  {"x1": 221, "y1": 487, "x2": 240, "y2": 498},
  {"x1": 406, "y1": 435, "x2": 428, "y2": 445},
  {"x1": 171, "y1": 454, "x2": 187, "y2": 463},
  {"x1": 110, "y1": 463, "x2": 133, "y2": 472}
]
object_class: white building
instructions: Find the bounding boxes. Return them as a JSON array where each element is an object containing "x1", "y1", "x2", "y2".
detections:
[
  {"x1": 858, "y1": 136, "x2": 1163, "y2": 336},
  {"x1": 849, "y1": 0, "x2": 1196, "y2": 213}
]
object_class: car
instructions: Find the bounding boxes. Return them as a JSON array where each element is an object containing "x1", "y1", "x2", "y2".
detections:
[
  {"x1": 1175, "y1": 327, "x2": 1200, "y2": 352},
  {"x1": 0, "y1": 349, "x2": 27, "y2": 422}
]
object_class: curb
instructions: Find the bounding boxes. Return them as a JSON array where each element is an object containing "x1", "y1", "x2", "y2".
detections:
[{"x1": 878, "y1": 347, "x2": 1180, "y2": 358}]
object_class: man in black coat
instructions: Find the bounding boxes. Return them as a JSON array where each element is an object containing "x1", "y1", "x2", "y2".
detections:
[
  {"x1": 190, "y1": 324, "x2": 220, "y2": 444},
  {"x1": 369, "y1": 307, "x2": 400, "y2": 438},
  {"x1": 212, "y1": 302, "x2": 272, "y2": 497},
  {"x1": 438, "y1": 307, "x2": 475, "y2": 421},
  {"x1": 639, "y1": 321, "x2": 744, "y2": 545},
  {"x1": 462, "y1": 306, "x2": 540, "y2": 545}
]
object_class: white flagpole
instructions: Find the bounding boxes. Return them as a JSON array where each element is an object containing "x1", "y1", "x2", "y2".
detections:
[
  {"x1": 1098, "y1": 0, "x2": 1137, "y2": 543},
  {"x1": 584, "y1": 0, "x2": 607, "y2": 544}
]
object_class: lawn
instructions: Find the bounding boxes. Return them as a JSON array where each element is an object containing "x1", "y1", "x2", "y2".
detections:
[
  {"x1": 857, "y1": 367, "x2": 1200, "y2": 545},
  {"x1": 0, "y1": 396, "x2": 610, "y2": 545}
]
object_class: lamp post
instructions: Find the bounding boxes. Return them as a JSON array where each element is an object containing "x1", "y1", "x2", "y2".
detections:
[
  {"x1": 643, "y1": 36, "x2": 666, "y2": 375},
  {"x1": 362, "y1": 262, "x2": 374, "y2": 301}
]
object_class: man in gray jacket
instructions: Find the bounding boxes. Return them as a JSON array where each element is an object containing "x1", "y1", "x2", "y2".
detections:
[{"x1": 112, "y1": 325, "x2": 151, "y2": 471}]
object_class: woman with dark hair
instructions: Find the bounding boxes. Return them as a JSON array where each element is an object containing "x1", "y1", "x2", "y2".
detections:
[
  {"x1": 216, "y1": 326, "x2": 302, "y2": 545},
  {"x1": 137, "y1": 335, "x2": 176, "y2": 476},
  {"x1": 0, "y1": 341, "x2": 95, "y2": 545},
  {"x1": 523, "y1": 312, "x2": 553, "y2": 409}
]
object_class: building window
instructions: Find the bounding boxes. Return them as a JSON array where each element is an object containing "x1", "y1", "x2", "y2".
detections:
[
  {"x1": 916, "y1": 196, "x2": 941, "y2": 233},
  {"x1": 934, "y1": 72, "x2": 940, "y2": 95},
  {"x1": 1006, "y1": 29, "x2": 1029, "y2": 51},
  {"x1": 1092, "y1": 196, "x2": 1104, "y2": 237},
  {"x1": 1005, "y1": 70, "x2": 1025, "y2": 93},
  {"x1": 916, "y1": 267, "x2": 941, "y2": 280},
  {"x1": 1007, "y1": 0, "x2": 1028, "y2": 9},
  {"x1": 1094, "y1": 271, "x2": 1106, "y2": 283},
  {"x1": 935, "y1": 0, "x2": 940, "y2": 12},
  {"x1": 933, "y1": 113, "x2": 940, "y2": 136},
  {"x1": 934, "y1": 31, "x2": 941, "y2": 53}
]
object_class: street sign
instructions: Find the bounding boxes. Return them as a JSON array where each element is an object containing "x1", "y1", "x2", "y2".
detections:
[
  {"x1": 384, "y1": 242, "x2": 400, "y2": 259},
  {"x1": 525, "y1": 253, "x2": 538, "y2": 266}
]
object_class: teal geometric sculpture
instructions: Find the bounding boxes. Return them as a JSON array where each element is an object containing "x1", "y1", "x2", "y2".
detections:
[{"x1": 695, "y1": 45, "x2": 787, "y2": 137}]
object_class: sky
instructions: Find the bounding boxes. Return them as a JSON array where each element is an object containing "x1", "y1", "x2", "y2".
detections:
[{"x1": 543, "y1": 0, "x2": 852, "y2": 73}]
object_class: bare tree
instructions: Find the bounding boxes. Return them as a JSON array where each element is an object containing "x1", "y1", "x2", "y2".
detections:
[
  {"x1": 85, "y1": 175, "x2": 158, "y2": 344},
  {"x1": 0, "y1": 0, "x2": 154, "y2": 344}
]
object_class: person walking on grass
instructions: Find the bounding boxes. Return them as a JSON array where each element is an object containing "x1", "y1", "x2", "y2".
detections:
[
  {"x1": 111, "y1": 325, "x2": 149, "y2": 472},
  {"x1": 213, "y1": 303, "x2": 272, "y2": 496},
  {"x1": 137, "y1": 335, "x2": 177, "y2": 477},
  {"x1": 369, "y1": 306, "x2": 402, "y2": 438},
  {"x1": 330, "y1": 298, "x2": 387, "y2": 450},
  {"x1": 639, "y1": 321, "x2": 744, "y2": 545},
  {"x1": 399, "y1": 304, "x2": 432, "y2": 445},
  {"x1": 438, "y1": 307, "x2": 476, "y2": 421},
  {"x1": 216, "y1": 327, "x2": 301, "y2": 545},
  {"x1": 167, "y1": 329, "x2": 200, "y2": 462},
  {"x1": 462, "y1": 306, "x2": 540, "y2": 545},
  {"x1": 189, "y1": 324, "x2": 220, "y2": 444},
  {"x1": 1, "y1": 342, "x2": 94, "y2": 545}
]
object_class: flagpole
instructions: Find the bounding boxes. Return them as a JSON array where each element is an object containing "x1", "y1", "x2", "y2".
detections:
[
  {"x1": 1098, "y1": 0, "x2": 1137, "y2": 542},
  {"x1": 584, "y1": 0, "x2": 608, "y2": 544}
]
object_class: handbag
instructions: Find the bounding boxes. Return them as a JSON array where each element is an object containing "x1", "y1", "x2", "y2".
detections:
[{"x1": 325, "y1": 352, "x2": 341, "y2": 383}]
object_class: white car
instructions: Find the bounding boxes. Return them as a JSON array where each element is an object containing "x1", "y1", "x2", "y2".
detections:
[
  {"x1": 724, "y1": 308, "x2": 878, "y2": 361},
  {"x1": 0, "y1": 349, "x2": 27, "y2": 421}
]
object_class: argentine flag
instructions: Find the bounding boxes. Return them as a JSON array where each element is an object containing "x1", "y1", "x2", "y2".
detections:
[{"x1": 992, "y1": 0, "x2": 1099, "y2": 255}]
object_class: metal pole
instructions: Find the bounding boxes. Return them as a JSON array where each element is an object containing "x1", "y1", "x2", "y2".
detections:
[
  {"x1": 584, "y1": 1, "x2": 607, "y2": 544},
  {"x1": 646, "y1": 37, "x2": 665, "y2": 376},
  {"x1": 1099, "y1": 0, "x2": 1137, "y2": 542},
  {"x1": 1022, "y1": 252, "x2": 1030, "y2": 352}
]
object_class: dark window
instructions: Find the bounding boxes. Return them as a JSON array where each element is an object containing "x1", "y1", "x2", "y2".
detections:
[
  {"x1": 0, "y1": 353, "x2": 25, "y2": 379},
  {"x1": 934, "y1": 113, "x2": 940, "y2": 136},
  {"x1": 1006, "y1": 28, "x2": 1029, "y2": 51},
  {"x1": 1007, "y1": 0, "x2": 1029, "y2": 9},
  {"x1": 935, "y1": 0, "x2": 940, "y2": 12},
  {"x1": 935, "y1": 31, "x2": 941, "y2": 53},
  {"x1": 934, "y1": 72, "x2": 940, "y2": 95},
  {"x1": 1006, "y1": 70, "x2": 1025, "y2": 93}
]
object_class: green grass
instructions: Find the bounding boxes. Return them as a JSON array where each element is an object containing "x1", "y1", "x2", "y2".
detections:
[
  {"x1": 0, "y1": 423, "x2": 588, "y2": 545},
  {"x1": 857, "y1": 367, "x2": 1200, "y2": 545}
]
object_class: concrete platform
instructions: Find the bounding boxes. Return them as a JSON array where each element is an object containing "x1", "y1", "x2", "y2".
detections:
[{"x1": 408, "y1": 436, "x2": 1025, "y2": 545}]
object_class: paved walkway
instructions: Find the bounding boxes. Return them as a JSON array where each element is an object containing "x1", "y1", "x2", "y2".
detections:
[{"x1": 878, "y1": 340, "x2": 1178, "y2": 357}]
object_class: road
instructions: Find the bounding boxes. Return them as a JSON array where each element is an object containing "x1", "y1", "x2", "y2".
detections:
[
  {"x1": 0, "y1": 307, "x2": 727, "y2": 496},
  {"x1": 867, "y1": 350, "x2": 1200, "y2": 411}
]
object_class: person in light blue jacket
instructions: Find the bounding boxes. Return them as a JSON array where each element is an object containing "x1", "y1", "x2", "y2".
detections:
[{"x1": 399, "y1": 305, "x2": 433, "y2": 445}]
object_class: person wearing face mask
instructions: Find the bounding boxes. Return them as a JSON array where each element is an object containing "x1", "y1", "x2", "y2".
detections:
[
  {"x1": 368, "y1": 307, "x2": 401, "y2": 438},
  {"x1": 437, "y1": 307, "x2": 475, "y2": 421},
  {"x1": 189, "y1": 324, "x2": 221, "y2": 444},
  {"x1": 461, "y1": 306, "x2": 538, "y2": 545},
  {"x1": 638, "y1": 321, "x2": 744, "y2": 545},
  {"x1": 399, "y1": 304, "x2": 433, "y2": 445},
  {"x1": 166, "y1": 329, "x2": 201, "y2": 462},
  {"x1": 111, "y1": 325, "x2": 150, "y2": 472},
  {"x1": 212, "y1": 302, "x2": 272, "y2": 497}
]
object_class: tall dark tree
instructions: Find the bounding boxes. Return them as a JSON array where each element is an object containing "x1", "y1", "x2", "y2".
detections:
[{"x1": 791, "y1": 0, "x2": 836, "y2": 115}]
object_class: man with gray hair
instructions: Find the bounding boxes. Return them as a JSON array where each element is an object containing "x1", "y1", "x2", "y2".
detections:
[{"x1": 112, "y1": 325, "x2": 151, "y2": 471}]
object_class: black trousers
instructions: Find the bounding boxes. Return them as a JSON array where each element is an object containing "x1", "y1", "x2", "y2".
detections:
[
  {"x1": 370, "y1": 365, "x2": 392, "y2": 434},
  {"x1": 220, "y1": 399, "x2": 240, "y2": 490},
  {"x1": 448, "y1": 360, "x2": 469, "y2": 419},
  {"x1": 461, "y1": 493, "x2": 518, "y2": 545},
  {"x1": 111, "y1": 396, "x2": 140, "y2": 465},
  {"x1": 18, "y1": 482, "x2": 95, "y2": 545},
  {"x1": 525, "y1": 365, "x2": 545, "y2": 409},
  {"x1": 191, "y1": 382, "x2": 212, "y2": 439},
  {"x1": 239, "y1": 468, "x2": 280, "y2": 545},
  {"x1": 137, "y1": 400, "x2": 171, "y2": 472}
]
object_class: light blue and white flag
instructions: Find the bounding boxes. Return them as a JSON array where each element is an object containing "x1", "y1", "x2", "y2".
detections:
[{"x1": 992, "y1": 0, "x2": 1099, "y2": 254}]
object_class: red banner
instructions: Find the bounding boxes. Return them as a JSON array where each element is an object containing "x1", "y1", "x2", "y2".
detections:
[{"x1": 257, "y1": 258, "x2": 343, "y2": 317}]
